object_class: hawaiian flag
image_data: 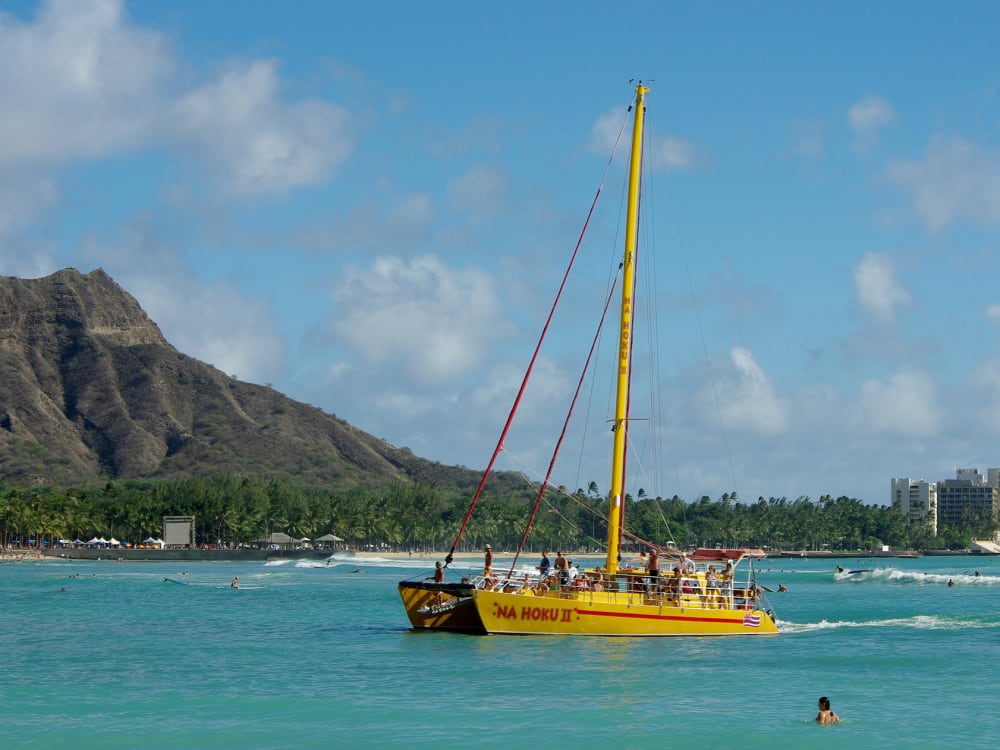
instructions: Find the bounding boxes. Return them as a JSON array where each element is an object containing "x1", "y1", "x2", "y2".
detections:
[{"x1": 742, "y1": 613, "x2": 761, "y2": 628}]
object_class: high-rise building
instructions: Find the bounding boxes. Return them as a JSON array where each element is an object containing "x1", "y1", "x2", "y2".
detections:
[
  {"x1": 890, "y1": 478, "x2": 937, "y2": 534},
  {"x1": 935, "y1": 469, "x2": 1000, "y2": 528}
]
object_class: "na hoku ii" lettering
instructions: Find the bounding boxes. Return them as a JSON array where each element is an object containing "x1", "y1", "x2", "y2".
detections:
[{"x1": 493, "y1": 604, "x2": 573, "y2": 623}]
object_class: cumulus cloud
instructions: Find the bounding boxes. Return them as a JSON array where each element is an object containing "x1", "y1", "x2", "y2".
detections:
[
  {"x1": 331, "y1": 254, "x2": 513, "y2": 386},
  {"x1": 859, "y1": 369, "x2": 940, "y2": 435},
  {"x1": 0, "y1": 0, "x2": 172, "y2": 167},
  {"x1": 0, "y1": 0, "x2": 355, "y2": 198},
  {"x1": 853, "y1": 252, "x2": 912, "y2": 323},
  {"x1": 848, "y1": 95, "x2": 896, "y2": 152},
  {"x1": 588, "y1": 108, "x2": 697, "y2": 171},
  {"x1": 716, "y1": 347, "x2": 788, "y2": 434},
  {"x1": 887, "y1": 136, "x2": 1000, "y2": 230},
  {"x1": 172, "y1": 59, "x2": 355, "y2": 196}
]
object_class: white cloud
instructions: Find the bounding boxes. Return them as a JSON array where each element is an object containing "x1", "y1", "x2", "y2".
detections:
[
  {"x1": 0, "y1": 0, "x2": 171, "y2": 166},
  {"x1": 887, "y1": 136, "x2": 1000, "y2": 230},
  {"x1": 859, "y1": 369, "x2": 940, "y2": 435},
  {"x1": 715, "y1": 347, "x2": 789, "y2": 435},
  {"x1": 172, "y1": 60, "x2": 355, "y2": 196},
  {"x1": 987, "y1": 303, "x2": 1000, "y2": 323},
  {"x1": 848, "y1": 95, "x2": 896, "y2": 152},
  {"x1": 853, "y1": 252, "x2": 911, "y2": 323},
  {"x1": 0, "y1": 0, "x2": 354, "y2": 198},
  {"x1": 331, "y1": 254, "x2": 513, "y2": 387}
]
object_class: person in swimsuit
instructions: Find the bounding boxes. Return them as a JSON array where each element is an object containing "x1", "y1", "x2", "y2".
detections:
[
  {"x1": 230, "y1": 576, "x2": 239, "y2": 589},
  {"x1": 816, "y1": 696, "x2": 840, "y2": 724}
]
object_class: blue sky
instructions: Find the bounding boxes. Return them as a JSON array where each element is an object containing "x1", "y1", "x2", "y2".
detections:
[{"x1": 3, "y1": 0, "x2": 1000, "y2": 506}]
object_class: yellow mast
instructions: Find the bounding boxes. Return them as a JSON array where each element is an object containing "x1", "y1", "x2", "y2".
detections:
[{"x1": 605, "y1": 83, "x2": 648, "y2": 577}]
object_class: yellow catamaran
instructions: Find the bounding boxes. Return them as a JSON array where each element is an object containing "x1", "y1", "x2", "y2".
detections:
[{"x1": 399, "y1": 84, "x2": 778, "y2": 636}]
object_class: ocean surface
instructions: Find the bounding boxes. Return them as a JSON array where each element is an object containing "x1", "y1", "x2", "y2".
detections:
[{"x1": 2, "y1": 553, "x2": 998, "y2": 749}]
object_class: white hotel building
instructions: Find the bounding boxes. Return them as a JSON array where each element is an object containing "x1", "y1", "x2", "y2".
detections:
[{"x1": 892, "y1": 468, "x2": 1000, "y2": 536}]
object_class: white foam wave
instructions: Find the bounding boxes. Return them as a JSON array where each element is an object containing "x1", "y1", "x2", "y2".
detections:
[
  {"x1": 778, "y1": 614, "x2": 997, "y2": 634},
  {"x1": 833, "y1": 567, "x2": 1000, "y2": 585}
]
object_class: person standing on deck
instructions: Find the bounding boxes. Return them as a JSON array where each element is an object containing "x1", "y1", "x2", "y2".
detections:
[
  {"x1": 645, "y1": 548, "x2": 661, "y2": 592},
  {"x1": 433, "y1": 561, "x2": 444, "y2": 583},
  {"x1": 539, "y1": 550, "x2": 551, "y2": 579},
  {"x1": 555, "y1": 551, "x2": 569, "y2": 588},
  {"x1": 483, "y1": 544, "x2": 493, "y2": 575}
]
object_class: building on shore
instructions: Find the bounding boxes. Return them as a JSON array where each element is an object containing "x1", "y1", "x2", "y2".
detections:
[
  {"x1": 893, "y1": 468, "x2": 1000, "y2": 536},
  {"x1": 891, "y1": 478, "x2": 937, "y2": 534}
]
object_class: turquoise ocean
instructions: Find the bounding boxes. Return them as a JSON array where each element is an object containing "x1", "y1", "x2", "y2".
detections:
[{"x1": 2, "y1": 553, "x2": 998, "y2": 749}]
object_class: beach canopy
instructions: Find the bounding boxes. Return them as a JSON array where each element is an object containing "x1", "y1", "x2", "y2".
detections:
[
  {"x1": 314, "y1": 534, "x2": 344, "y2": 542},
  {"x1": 108, "y1": 538, "x2": 121, "y2": 546},
  {"x1": 87, "y1": 537, "x2": 107, "y2": 545}
]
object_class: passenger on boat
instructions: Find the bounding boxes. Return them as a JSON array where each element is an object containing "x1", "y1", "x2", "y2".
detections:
[
  {"x1": 645, "y1": 549, "x2": 661, "y2": 593},
  {"x1": 567, "y1": 561, "x2": 579, "y2": 585},
  {"x1": 539, "y1": 550, "x2": 551, "y2": 578},
  {"x1": 433, "y1": 561, "x2": 444, "y2": 583},
  {"x1": 705, "y1": 565, "x2": 720, "y2": 607},
  {"x1": 483, "y1": 544, "x2": 493, "y2": 575},
  {"x1": 666, "y1": 566, "x2": 682, "y2": 604},
  {"x1": 555, "y1": 551, "x2": 569, "y2": 588},
  {"x1": 816, "y1": 696, "x2": 840, "y2": 724},
  {"x1": 592, "y1": 572, "x2": 606, "y2": 592}
]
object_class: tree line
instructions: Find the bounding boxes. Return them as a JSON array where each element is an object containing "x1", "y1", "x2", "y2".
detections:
[{"x1": 0, "y1": 474, "x2": 989, "y2": 552}]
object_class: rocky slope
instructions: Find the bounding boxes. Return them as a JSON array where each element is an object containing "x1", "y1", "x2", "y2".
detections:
[{"x1": 0, "y1": 268, "x2": 477, "y2": 488}]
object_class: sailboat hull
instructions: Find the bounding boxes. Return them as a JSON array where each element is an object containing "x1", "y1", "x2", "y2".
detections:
[
  {"x1": 470, "y1": 588, "x2": 778, "y2": 636},
  {"x1": 398, "y1": 581, "x2": 485, "y2": 633}
]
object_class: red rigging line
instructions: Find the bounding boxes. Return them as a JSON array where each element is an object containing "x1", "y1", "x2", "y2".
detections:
[{"x1": 445, "y1": 169, "x2": 613, "y2": 567}]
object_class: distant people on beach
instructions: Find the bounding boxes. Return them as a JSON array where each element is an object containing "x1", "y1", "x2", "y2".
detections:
[
  {"x1": 816, "y1": 696, "x2": 840, "y2": 724},
  {"x1": 230, "y1": 576, "x2": 239, "y2": 589}
]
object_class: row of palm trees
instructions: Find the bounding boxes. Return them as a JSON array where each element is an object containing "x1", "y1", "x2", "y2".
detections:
[{"x1": 0, "y1": 474, "x2": 986, "y2": 552}]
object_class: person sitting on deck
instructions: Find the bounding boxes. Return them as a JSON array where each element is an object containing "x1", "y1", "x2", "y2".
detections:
[{"x1": 666, "y1": 566, "x2": 682, "y2": 604}]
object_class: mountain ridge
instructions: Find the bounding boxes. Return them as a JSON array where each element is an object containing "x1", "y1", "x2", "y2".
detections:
[{"x1": 0, "y1": 268, "x2": 485, "y2": 490}]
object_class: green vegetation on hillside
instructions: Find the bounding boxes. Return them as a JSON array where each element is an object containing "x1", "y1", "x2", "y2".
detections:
[{"x1": 0, "y1": 475, "x2": 988, "y2": 553}]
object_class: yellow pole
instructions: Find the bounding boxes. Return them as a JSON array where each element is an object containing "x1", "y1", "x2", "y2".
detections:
[{"x1": 605, "y1": 84, "x2": 647, "y2": 577}]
